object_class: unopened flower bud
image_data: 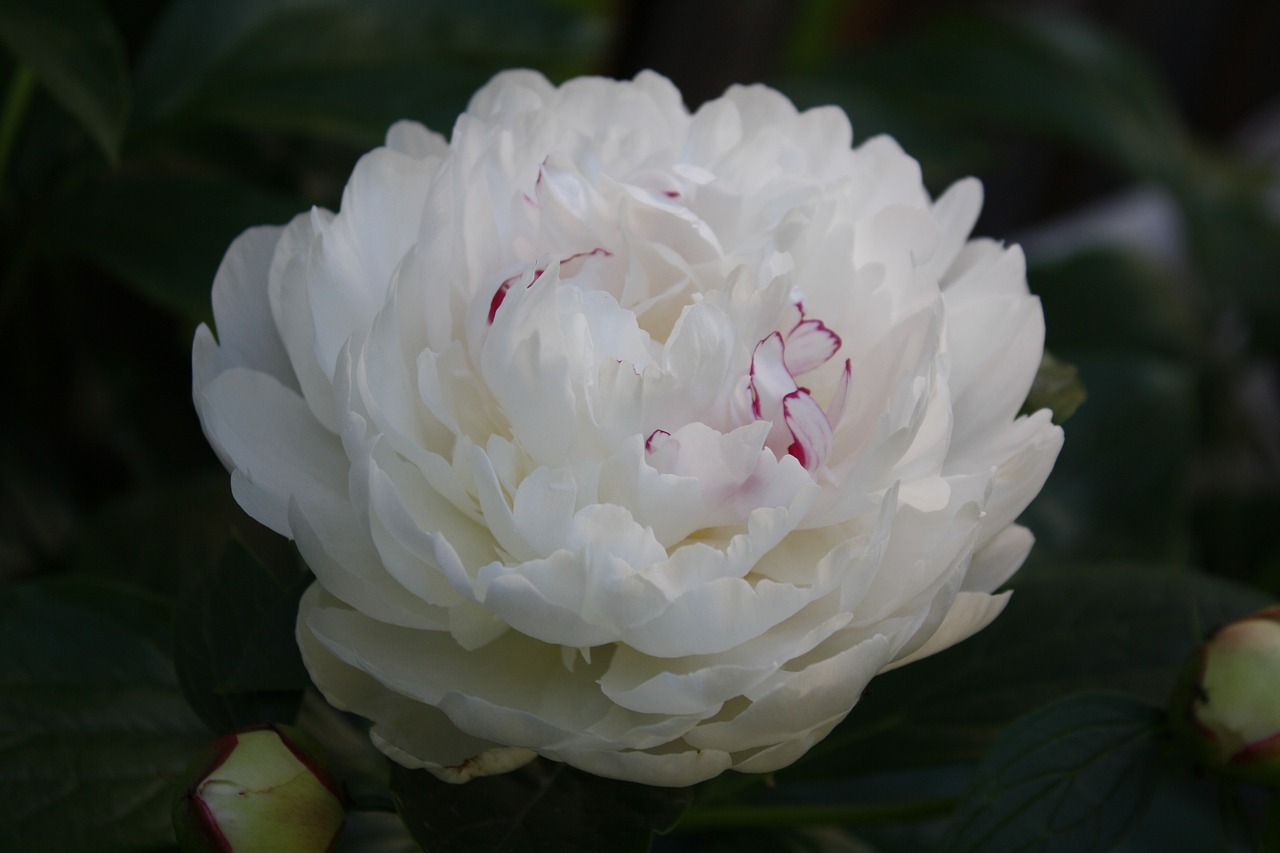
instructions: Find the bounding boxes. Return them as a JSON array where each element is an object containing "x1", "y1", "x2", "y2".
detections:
[
  {"x1": 173, "y1": 723, "x2": 345, "y2": 852},
  {"x1": 1171, "y1": 606, "x2": 1280, "y2": 787}
]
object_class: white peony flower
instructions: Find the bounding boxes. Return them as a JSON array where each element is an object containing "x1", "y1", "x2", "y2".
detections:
[{"x1": 192, "y1": 70, "x2": 1063, "y2": 788}]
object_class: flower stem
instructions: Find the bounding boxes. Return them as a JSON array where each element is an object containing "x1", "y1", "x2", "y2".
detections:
[
  {"x1": 675, "y1": 796, "x2": 957, "y2": 831},
  {"x1": 0, "y1": 65, "x2": 36, "y2": 191}
]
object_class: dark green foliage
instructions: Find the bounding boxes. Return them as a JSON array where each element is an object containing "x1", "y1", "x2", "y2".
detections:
[
  {"x1": 392, "y1": 757, "x2": 692, "y2": 853},
  {"x1": 0, "y1": 578, "x2": 208, "y2": 852},
  {"x1": 940, "y1": 693, "x2": 1165, "y2": 853}
]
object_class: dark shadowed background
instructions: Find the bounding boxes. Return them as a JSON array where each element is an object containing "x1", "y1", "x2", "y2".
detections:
[{"x1": 2, "y1": 1, "x2": 1278, "y2": 851}]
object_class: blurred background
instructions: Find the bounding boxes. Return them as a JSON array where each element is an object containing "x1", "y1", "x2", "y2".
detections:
[{"x1": 1, "y1": 1, "x2": 1279, "y2": 849}]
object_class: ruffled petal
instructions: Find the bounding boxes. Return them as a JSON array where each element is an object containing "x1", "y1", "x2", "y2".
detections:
[
  {"x1": 196, "y1": 368, "x2": 345, "y2": 535},
  {"x1": 194, "y1": 226, "x2": 294, "y2": 393}
]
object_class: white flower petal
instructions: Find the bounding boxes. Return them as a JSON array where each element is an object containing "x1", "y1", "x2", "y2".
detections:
[
  {"x1": 923, "y1": 177, "x2": 983, "y2": 282},
  {"x1": 297, "y1": 584, "x2": 523, "y2": 778},
  {"x1": 196, "y1": 368, "x2": 345, "y2": 535},
  {"x1": 267, "y1": 212, "x2": 341, "y2": 431},
  {"x1": 194, "y1": 226, "x2": 294, "y2": 393},
  {"x1": 384, "y1": 120, "x2": 448, "y2": 159},
  {"x1": 963, "y1": 523, "x2": 1035, "y2": 593},
  {"x1": 478, "y1": 504, "x2": 669, "y2": 647},
  {"x1": 290, "y1": 502, "x2": 450, "y2": 630},
  {"x1": 511, "y1": 466, "x2": 580, "y2": 558},
  {"x1": 683, "y1": 633, "x2": 892, "y2": 752},
  {"x1": 553, "y1": 744, "x2": 733, "y2": 787},
  {"x1": 970, "y1": 413, "x2": 1065, "y2": 549},
  {"x1": 880, "y1": 590, "x2": 1012, "y2": 672},
  {"x1": 304, "y1": 597, "x2": 702, "y2": 754},
  {"x1": 947, "y1": 289, "x2": 1045, "y2": 447},
  {"x1": 599, "y1": 594, "x2": 853, "y2": 716}
]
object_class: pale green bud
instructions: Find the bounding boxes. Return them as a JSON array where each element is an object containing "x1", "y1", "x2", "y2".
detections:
[
  {"x1": 1171, "y1": 606, "x2": 1280, "y2": 787},
  {"x1": 173, "y1": 723, "x2": 345, "y2": 852}
]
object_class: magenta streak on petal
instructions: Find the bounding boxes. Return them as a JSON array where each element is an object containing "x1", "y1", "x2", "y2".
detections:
[
  {"x1": 487, "y1": 281, "x2": 512, "y2": 324},
  {"x1": 487, "y1": 249, "x2": 613, "y2": 325},
  {"x1": 826, "y1": 358, "x2": 853, "y2": 429},
  {"x1": 784, "y1": 318, "x2": 842, "y2": 375},
  {"x1": 748, "y1": 332, "x2": 790, "y2": 420},
  {"x1": 784, "y1": 389, "x2": 833, "y2": 472},
  {"x1": 558, "y1": 247, "x2": 614, "y2": 276},
  {"x1": 664, "y1": 190, "x2": 680, "y2": 198},
  {"x1": 488, "y1": 267, "x2": 545, "y2": 324},
  {"x1": 645, "y1": 429, "x2": 671, "y2": 454}
]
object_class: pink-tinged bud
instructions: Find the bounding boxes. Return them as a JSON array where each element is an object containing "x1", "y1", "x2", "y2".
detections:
[
  {"x1": 173, "y1": 723, "x2": 345, "y2": 852},
  {"x1": 1171, "y1": 606, "x2": 1280, "y2": 787}
]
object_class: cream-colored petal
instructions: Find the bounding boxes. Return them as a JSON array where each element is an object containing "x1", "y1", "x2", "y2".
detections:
[{"x1": 881, "y1": 590, "x2": 1011, "y2": 673}]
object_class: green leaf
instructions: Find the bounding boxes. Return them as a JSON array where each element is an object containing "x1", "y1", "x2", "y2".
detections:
[
  {"x1": 1030, "y1": 249, "x2": 1202, "y2": 359},
  {"x1": 941, "y1": 693, "x2": 1164, "y2": 853},
  {"x1": 391, "y1": 757, "x2": 692, "y2": 853},
  {"x1": 0, "y1": 0, "x2": 129, "y2": 160},
  {"x1": 1021, "y1": 351, "x2": 1086, "y2": 424},
  {"x1": 1024, "y1": 353, "x2": 1195, "y2": 563},
  {"x1": 815, "y1": 11, "x2": 1193, "y2": 184},
  {"x1": 1179, "y1": 169, "x2": 1280, "y2": 348},
  {"x1": 0, "y1": 421, "x2": 81, "y2": 579},
  {"x1": 172, "y1": 539, "x2": 312, "y2": 733},
  {"x1": 0, "y1": 577, "x2": 209, "y2": 852},
  {"x1": 1115, "y1": 760, "x2": 1256, "y2": 853},
  {"x1": 790, "y1": 565, "x2": 1271, "y2": 780},
  {"x1": 296, "y1": 690, "x2": 394, "y2": 810},
  {"x1": 36, "y1": 574, "x2": 175, "y2": 648},
  {"x1": 334, "y1": 811, "x2": 420, "y2": 853},
  {"x1": 70, "y1": 475, "x2": 299, "y2": 603},
  {"x1": 132, "y1": 0, "x2": 604, "y2": 142},
  {"x1": 669, "y1": 825, "x2": 879, "y2": 853},
  {"x1": 70, "y1": 474, "x2": 242, "y2": 596},
  {"x1": 49, "y1": 172, "x2": 299, "y2": 323}
]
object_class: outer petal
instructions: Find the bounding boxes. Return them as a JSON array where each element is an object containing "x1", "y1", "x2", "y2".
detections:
[
  {"x1": 963, "y1": 524, "x2": 1035, "y2": 594},
  {"x1": 297, "y1": 585, "x2": 534, "y2": 781},
  {"x1": 305, "y1": 147, "x2": 437, "y2": 378},
  {"x1": 879, "y1": 590, "x2": 1012, "y2": 673},
  {"x1": 195, "y1": 368, "x2": 345, "y2": 535},
  {"x1": 598, "y1": 594, "x2": 854, "y2": 716},
  {"x1": 193, "y1": 226, "x2": 294, "y2": 393},
  {"x1": 683, "y1": 632, "x2": 894, "y2": 752}
]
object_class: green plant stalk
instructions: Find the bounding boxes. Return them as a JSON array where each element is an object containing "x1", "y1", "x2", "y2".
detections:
[
  {"x1": 675, "y1": 796, "x2": 957, "y2": 831},
  {"x1": 0, "y1": 65, "x2": 36, "y2": 191}
]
